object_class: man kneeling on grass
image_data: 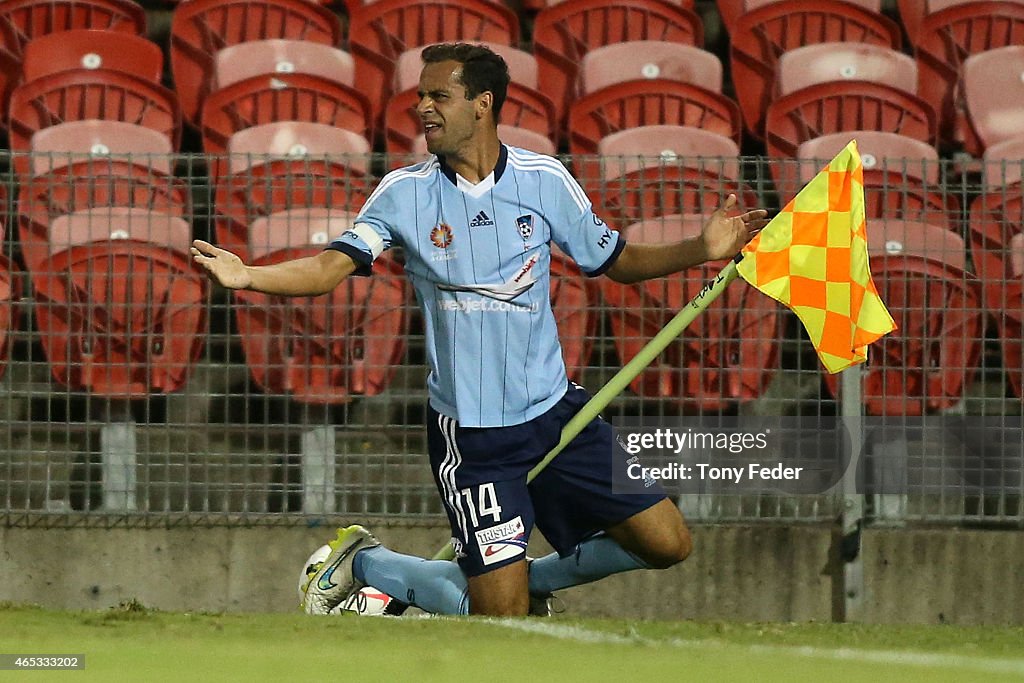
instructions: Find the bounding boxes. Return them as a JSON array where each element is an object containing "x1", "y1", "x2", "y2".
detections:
[{"x1": 192, "y1": 42, "x2": 767, "y2": 617}]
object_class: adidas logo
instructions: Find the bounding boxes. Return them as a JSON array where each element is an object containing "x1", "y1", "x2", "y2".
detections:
[{"x1": 469, "y1": 210, "x2": 494, "y2": 228}]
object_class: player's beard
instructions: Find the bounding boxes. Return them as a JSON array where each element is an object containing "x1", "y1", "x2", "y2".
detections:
[
  {"x1": 426, "y1": 122, "x2": 474, "y2": 158},
  {"x1": 424, "y1": 124, "x2": 445, "y2": 154}
]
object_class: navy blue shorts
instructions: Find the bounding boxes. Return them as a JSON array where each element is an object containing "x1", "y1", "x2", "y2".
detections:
[{"x1": 427, "y1": 382, "x2": 667, "y2": 577}]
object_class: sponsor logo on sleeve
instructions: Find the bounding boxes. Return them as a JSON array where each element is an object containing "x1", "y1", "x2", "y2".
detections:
[
  {"x1": 474, "y1": 516, "x2": 527, "y2": 566},
  {"x1": 512, "y1": 255, "x2": 538, "y2": 284}
]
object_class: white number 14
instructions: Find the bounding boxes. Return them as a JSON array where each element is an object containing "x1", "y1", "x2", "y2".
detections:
[{"x1": 461, "y1": 483, "x2": 503, "y2": 526}]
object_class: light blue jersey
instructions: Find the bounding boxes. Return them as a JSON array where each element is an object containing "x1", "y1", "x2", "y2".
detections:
[{"x1": 328, "y1": 145, "x2": 624, "y2": 427}]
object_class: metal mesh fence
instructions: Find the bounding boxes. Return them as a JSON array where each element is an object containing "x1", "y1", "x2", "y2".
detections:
[{"x1": 0, "y1": 150, "x2": 1021, "y2": 527}]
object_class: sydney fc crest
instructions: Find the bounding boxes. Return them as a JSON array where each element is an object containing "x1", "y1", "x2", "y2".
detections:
[{"x1": 515, "y1": 214, "x2": 534, "y2": 240}]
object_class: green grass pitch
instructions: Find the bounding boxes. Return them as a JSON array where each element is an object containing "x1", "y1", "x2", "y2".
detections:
[{"x1": 2, "y1": 602, "x2": 1023, "y2": 681}]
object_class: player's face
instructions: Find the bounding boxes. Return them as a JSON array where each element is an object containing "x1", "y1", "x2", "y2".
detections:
[{"x1": 416, "y1": 60, "x2": 483, "y2": 156}]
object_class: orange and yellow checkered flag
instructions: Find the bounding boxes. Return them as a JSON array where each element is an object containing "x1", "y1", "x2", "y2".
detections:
[{"x1": 736, "y1": 140, "x2": 896, "y2": 373}]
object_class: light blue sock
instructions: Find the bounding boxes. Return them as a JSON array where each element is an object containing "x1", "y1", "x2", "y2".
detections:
[
  {"x1": 528, "y1": 535, "x2": 651, "y2": 596},
  {"x1": 354, "y1": 546, "x2": 469, "y2": 615}
]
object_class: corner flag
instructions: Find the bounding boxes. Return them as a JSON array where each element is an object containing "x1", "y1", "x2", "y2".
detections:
[{"x1": 735, "y1": 140, "x2": 896, "y2": 373}]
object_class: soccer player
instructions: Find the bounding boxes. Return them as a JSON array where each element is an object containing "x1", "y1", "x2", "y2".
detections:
[{"x1": 192, "y1": 43, "x2": 768, "y2": 617}]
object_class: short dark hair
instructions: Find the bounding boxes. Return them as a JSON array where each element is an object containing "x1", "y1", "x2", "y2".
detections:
[{"x1": 420, "y1": 42, "x2": 510, "y2": 122}]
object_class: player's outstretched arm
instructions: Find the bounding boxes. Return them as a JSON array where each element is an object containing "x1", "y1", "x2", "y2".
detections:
[
  {"x1": 190, "y1": 240, "x2": 358, "y2": 296},
  {"x1": 605, "y1": 194, "x2": 769, "y2": 285}
]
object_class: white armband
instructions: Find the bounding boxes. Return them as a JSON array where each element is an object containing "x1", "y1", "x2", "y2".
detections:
[{"x1": 350, "y1": 222, "x2": 386, "y2": 259}]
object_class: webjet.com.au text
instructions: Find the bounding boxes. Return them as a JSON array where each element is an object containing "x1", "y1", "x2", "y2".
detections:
[{"x1": 437, "y1": 299, "x2": 540, "y2": 313}]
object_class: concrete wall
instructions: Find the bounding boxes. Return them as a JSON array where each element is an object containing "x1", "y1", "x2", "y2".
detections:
[
  {"x1": 1, "y1": 522, "x2": 1021, "y2": 624},
  {"x1": 860, "y1": 528, "x2": 1024, "y2": 625}
]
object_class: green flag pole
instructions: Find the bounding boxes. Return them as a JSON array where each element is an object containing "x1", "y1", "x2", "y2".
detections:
[{"x1": 431, "y1": 259, "x2": 742, "y2": 561}]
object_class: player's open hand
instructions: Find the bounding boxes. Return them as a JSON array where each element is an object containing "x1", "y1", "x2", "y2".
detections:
[
  {"x1": 700, "y1": 194, "x2": 770, "y2": 262},
  {"x1": 190, "y1": 240, "x2": 252, "y2": 290}
]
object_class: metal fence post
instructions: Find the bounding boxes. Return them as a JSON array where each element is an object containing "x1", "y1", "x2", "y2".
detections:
[
  {"x1": 841, "y1": 363, "x2": 864, "y2": 622},
  {"x1": 301, "y1": 406, "x2": 336, "y2": 515},
  {"x1": 100, "y1": 401, "x2": 137, "y2": 512}
]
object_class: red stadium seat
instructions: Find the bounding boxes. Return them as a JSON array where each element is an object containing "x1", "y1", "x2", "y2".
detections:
[
  {"x1": 0, "y1": 47, "x2": 16, "y2": 126},
  {"x1": 729, "y1": 0, "x2": 901, "y2": 138},
  {"x1": 527, "y1": 0, "x2": 695, "y2": 7},
  {"x1": 594, "y1": 166, "x2": 759, "y2": 230},
  {"x1": 18, "y1": 162, "x2": 190, "y2": 278},
  {"x1": 567, "y1": 79, "x2": 742, "y2": 159},
  {"x1": 776, "y1": 43, "x2": 917, "y2": 98},
  {"x1": 856, "y1": 170, "x2": 959, "y2": 235},
  {"x1": 764, "y1": 82, "x2": 936, "y2": 199},
  {"x1": 200, "y1": 72, "x2": 372, "y2": 182},
  {"x1": 213, "y1": 39, "x2": 355, "y2": 90},
  {"x1": 1001, "y1": 232, "x2": 1024, "y2": 398},
  {"x1": 170, "y1": 0, "x2": 341, "y2": 124},
  {"x1": 968, "y1": 168, "x2": 1024, "y2": 318},
  {"x1": 49, "y1": 207, "x2": 192, "y2": 256},
  {"x1": 601, "y1": 214, "x2": 778, "y2": 409},
  {"x1": 0, "y1": 253, "x2": 17, "y2": 383},
  {"x1": 8, "y1": 68, "x2": 181, "y2": 176},
  {"x1": 246, "y1": 210, "x2": 358, "y2": 265},
  {"x1": 715, "y1": 0, "x2": 748, "y2": 34},
  {"x1": 385, "y1": 81, "x2": 556, "y2": 156},
  {"x1": 216, "y1": 121, "x2": 372, "y2": 253},
  {"x1": 868, "y1": 219, "x2": 969, "y2": 271},
  {"x1": 533, "y1": 0, "x2": 702, "y2": 128},
  {"x1": 493, "y1": 126, "x2": 557, "y2": 155},
  {"x1": 345, "y1": 0, "x2": 526, "y2": 8},
  {"x1": 795, "y1": 132, "x2": 955, "y2": 261},
  {"x1": 0, "y1": 0, "x2": 146, "y2": 121},
  {"x1": 825, "y1": 220, "x2": 981, "y2": 415},
  {"x1": 216, "y1": 163, "x2": 372, "y2": 258},
  {"x1": 348, "y1": 0, "x2": 518, "y2": 126},
  {"x1": 21, "y1": 29, "x2": 162, "y2": 84},
  {"x1": 913, "y1": 1, "x2": 1024, "y2": 146},
  {"x1": 796, "y1": 131, "x2": 941, "y2": 187},
  {"x1": 201, "y1": 73, "x2": 372, "y2": 155},
  {"x1": 592, "y1": 125, "x2": 741, "y2": 193},
  {"x1": 234, "y1": 209, "x2": 408, "y2": 404},
  {"x1": 717, "y1": 0, "x2": 882, "y2": 34},
  {"x1": 225, "y1": 121, "x2": 371, "y2": 177},
  {"x1": 792, "y1": 133, "x2": 955, "y2": 237},
  {"x1": 958, "y1": 139, "x2": 1024, "y2": 331},
  {"x1": 29, "y1": 120, "x2": 174, "y2": 175},
  {"x1": 981, "y1": 137, "x2": 1024, "y2": 189},
  {"x1": 30, "y1": 207, "x2": 207, "y2": 397},
  {"x1": 0, "y1": 0, "x2": 145, "y2": 58},
  {"x1": 896, "y1": 0, "x2": 984, "y2": 43},
  {"x1": 0, "y1": 187, "x2": 18, "y2": 383},
  {"x1": 17, "y1": 162, "x2": 188, "y2": 222},
  {"x1": 900, "y1": 0, "x2": 1024, "y2": 43},
  {"x1": 214, "y1": 159, "x2": 372, "y2": 258},
  {"x1": 963, "y1": 46, "x2": 1024, "y2": 155},
  {"x1": 579, "y1": 42, "x2": 722, "y2": 95}
]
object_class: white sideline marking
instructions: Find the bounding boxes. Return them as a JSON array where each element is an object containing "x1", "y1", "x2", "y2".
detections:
[{"x1": 483, "y1": 619, "x2": 1024, "y2": 677}]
